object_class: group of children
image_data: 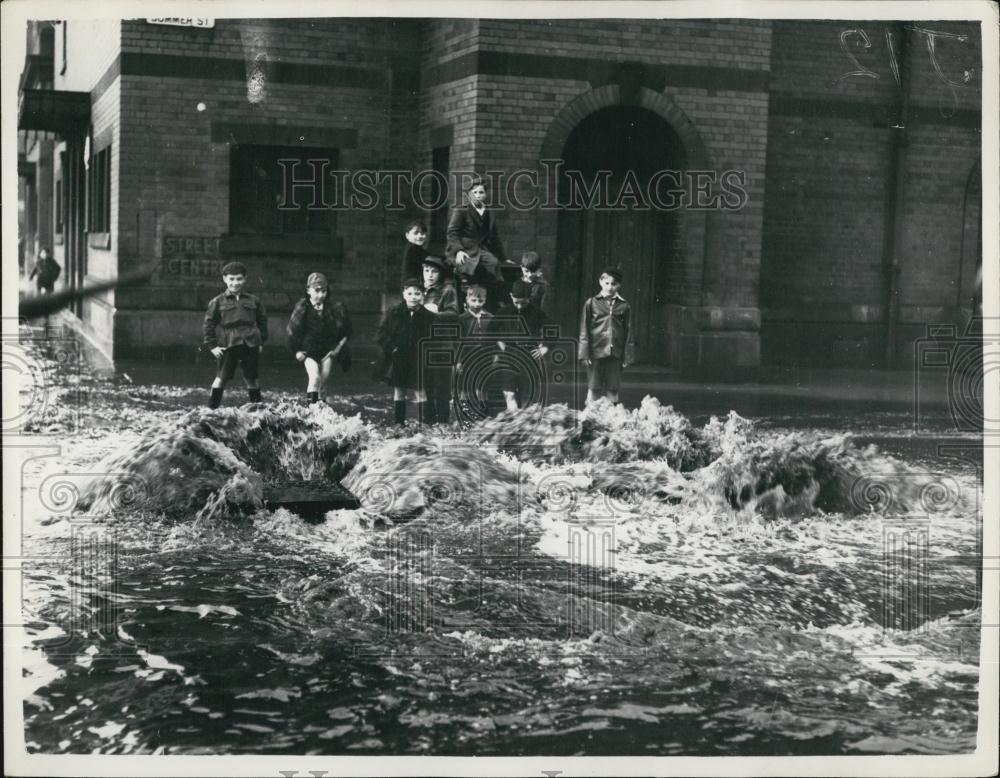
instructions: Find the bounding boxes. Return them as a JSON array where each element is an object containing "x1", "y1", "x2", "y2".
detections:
[
  {"x1": 374, "y1": 261, "x2": 555, "y2": 425},
  {"x1": 202, "y1": 183, "x2": 635, "y2": 420}
]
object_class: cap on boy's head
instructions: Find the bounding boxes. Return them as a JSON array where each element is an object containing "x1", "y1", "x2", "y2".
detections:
[
  {"x1": 405, "y1": 219, "x2": 427, "y2": 233},
  {"x1": 520, "y1": 251, "x2": 541, "y2": 271},
  {"x1": 421, "y1": 256, "x2": 446, "y2": 271},
  {"x1": 601, "y1": 266, "x2": 623, "y2": 283},
  {"x1": 466, "y1": 174, "x2": 485, "y2": 191},
  {"x1": 401, "y1": 277, "x2": 423, "y2": 292},
  {"x1": 511, "y1": 280, "x2": 532, "y2": 299},
  {"x1": 221, "y1": 261, "x2": 247, "y2": 277},
  {"x1": 306, "y1": 272, "x2": 328, "y2": 289},
  {"x1": 465, "y1": 284, "x2": 487, "y2": 298}
]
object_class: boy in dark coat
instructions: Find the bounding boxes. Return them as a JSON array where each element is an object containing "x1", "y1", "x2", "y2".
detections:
[
  {"x1": 445, "y1": 175, "x2": 508, "y2": 313},
  {"x1": 578, "y1": 266, "x2": 635, "y2": 405},
  {"x1": 203, "y1": 261, "x2": 269, "y2": 408},
  {"x1": 494, "y1": 279, "x2": 553, "y2": 411},
  {"x1": 286, "y1": 272, "x2": 352, "y2": 404},
  {"x1": 520, "y1": 251, "x2": 550, "y2": 313},
  {"x1": 400, "y1": 219, "x2": 429, "y2": 283},
  {"x1": 376, "y1": 277, "x2": 437, "y2": 426},
  {"x1": 454, "y1": 284, "x2": 497, "y2": 414}
]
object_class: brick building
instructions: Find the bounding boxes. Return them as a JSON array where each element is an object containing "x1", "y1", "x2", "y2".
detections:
[{"x1": 17, "y1": 17, "x2": 983, "y2": 369}]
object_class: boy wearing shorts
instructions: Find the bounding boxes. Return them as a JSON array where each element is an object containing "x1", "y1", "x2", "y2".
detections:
[{"x1": 286, "y1": 272, "x2": 352, "y2": 404}]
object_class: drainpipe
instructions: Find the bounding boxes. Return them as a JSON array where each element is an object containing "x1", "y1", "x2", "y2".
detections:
[
  {"x1": 880, "y1": 22, "x2": 911, "y2": 369},
  {"x1": 956, "y1": 155, "x2": 981, "y2": 317}
]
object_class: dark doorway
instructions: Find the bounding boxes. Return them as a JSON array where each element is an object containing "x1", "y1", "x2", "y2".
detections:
[{"x1": 555, "y1": 105, "x2": 685, "y2": 362}]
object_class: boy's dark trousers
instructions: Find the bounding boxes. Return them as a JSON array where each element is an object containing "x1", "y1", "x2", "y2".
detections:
[{"x1": 424, "y1": 368, "x2": 452, "y2": 424}]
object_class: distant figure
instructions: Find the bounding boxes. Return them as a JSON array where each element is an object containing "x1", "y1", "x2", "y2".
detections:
[
  {"x1": 286, "y1": 272, "x2": 352, "y2": 405},
  {"x1": 29, "y1": 248, "x2": 61, "y2": 295},
  {"x1": 202, "y1": 261, "x2": 269, "y2": 409},
  {"x1": 578, "y1": 266, "x2": 635, "y2": 406},
  {"x1": 445, "y1": 175, "x2": 508, "y2": 312}
]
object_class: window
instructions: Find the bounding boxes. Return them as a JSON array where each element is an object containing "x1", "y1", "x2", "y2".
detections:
[
  {"x1": 229, "y1": 144, "x2": 338, "y2": 235},
  {"x1": 55, "y1": 179, "x2": 63, "y2": 238},
  {"x1": 87, "y1": 145, "x2": 111, "y2": 234},
  {"x1": 54, "y1": 150, "x2": 65, "y2": 241}
]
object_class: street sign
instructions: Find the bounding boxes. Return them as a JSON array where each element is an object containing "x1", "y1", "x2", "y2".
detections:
[{"x1": 146, "y1": 18, "x2": 215, "y2": 28}]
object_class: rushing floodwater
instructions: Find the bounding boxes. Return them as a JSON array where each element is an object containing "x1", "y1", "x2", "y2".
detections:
[{"x1": 16, "y1": 369, "x2": 983, "y2": 756}]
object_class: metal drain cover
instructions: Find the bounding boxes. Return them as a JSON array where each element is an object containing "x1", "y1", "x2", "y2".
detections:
[{"x1": 263, "y1": 479, "x2": 361, "y2": 517}]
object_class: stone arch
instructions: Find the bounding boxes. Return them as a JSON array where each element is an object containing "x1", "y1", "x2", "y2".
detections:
[{"x1": 539, "y1": 85, "x2": 710, "y2": 169}]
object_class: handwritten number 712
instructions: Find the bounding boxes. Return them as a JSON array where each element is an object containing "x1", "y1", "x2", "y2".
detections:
[{"x1": 837, "y1": 25, "x2": 976, "y2": 113}]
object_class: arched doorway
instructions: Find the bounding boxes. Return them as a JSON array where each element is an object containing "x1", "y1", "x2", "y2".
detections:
[{"x1": 554, "y1": 105, "x2": 686, "y2": 362}]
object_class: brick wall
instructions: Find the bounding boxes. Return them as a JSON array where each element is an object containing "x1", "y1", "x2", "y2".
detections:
[
  {"x1": 761, "y1": 20, "x2": 982, "y2": 366},
  {"x1": 477, "y1": 19, "x2": 771, "y2": 69},
  {"x1": 112, "y1": 19, "x2": 403, "y2": 358},
  {"x1": 431, "y1": 18, "x2": 772, "y2": 368},
  {"x1": 416, "y1": 19, "x2": 483, "y2": 242}
]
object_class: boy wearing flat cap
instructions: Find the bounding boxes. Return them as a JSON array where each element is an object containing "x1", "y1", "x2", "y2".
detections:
[
  {"x1": 421, "y1": 255, "x2": 459, "y2": 316},
  {"x1": 202, "y1": 261, "x2": 269, "y2": 408},
  {"x1": 286, "y1": 272, "x2": 352, "y2": 405},
  {"x1": 578, "y1": 266, "x2": 635, "y2": 406}
]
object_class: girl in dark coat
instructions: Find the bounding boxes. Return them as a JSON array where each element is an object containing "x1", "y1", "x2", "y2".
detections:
[
  {"x1": 376, "y1": 277, "x2": 436, "y2": 425},
  {"x1": 286, "y1": 272, "x2": 352, "y2": 404}
]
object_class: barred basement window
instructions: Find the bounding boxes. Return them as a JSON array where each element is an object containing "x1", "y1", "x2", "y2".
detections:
[
  {"x1": 87, "y1": 145, "x2": 111, "y2": 234},
  {"x1": 229, "y1": 145, "x2": 338, "y2": 235}
]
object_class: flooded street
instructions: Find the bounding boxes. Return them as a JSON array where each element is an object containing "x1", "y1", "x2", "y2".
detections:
[{"x1": 15, "y1": 349, "x2": 983, "y2": 756}]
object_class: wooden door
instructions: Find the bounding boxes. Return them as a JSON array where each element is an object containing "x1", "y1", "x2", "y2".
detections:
[{"x1": 555, "y1": 105, "x2": 684, "y2": 365}]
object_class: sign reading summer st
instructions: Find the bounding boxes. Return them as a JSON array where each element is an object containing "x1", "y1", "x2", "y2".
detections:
[{"x1": 146, "y1": 18, "x2": 215, "y2": 28}]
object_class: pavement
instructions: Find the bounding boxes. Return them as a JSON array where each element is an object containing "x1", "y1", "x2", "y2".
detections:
[{"x1": 107, "y1": 355, "x2": 965, "y2": 424}]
